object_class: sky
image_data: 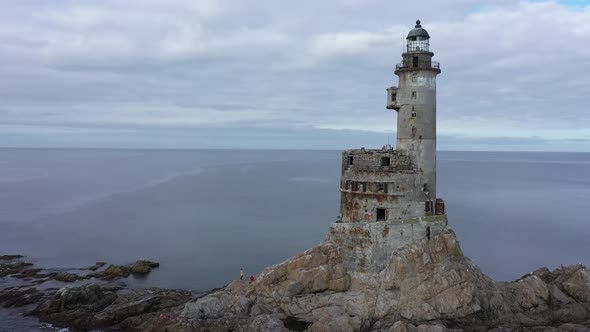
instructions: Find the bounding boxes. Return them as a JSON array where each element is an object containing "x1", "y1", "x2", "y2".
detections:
[{"x1": 0, "y1": 0, "x2": 589, "y2": 151}]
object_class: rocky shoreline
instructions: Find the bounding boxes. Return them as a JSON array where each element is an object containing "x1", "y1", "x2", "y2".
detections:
[
  {"x1": 2, "y1": 227, "x2": 590, "y2": 331},
  {"x1": 0, "y1": 254, "x2": 189, "y2": 331}
]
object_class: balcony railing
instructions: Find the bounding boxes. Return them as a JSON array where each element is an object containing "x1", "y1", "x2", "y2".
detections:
[{"x1": 395, "y1": 60, "x2": 440, "y2": 71}]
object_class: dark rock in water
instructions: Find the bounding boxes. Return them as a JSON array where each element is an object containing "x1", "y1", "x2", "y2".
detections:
[
  {"x1": 50, "y1": 272, "x2": 87, "y2": 283},
  {"x1": 11, "y1": 268, "x2": 49, "y2": 280},
  {"x1": 33, "y1": 284, "x2": 191, "y2": 331},
  {"x1": 84, "y1": 261, "x2": 107, "y2": 271},
  {"x1": 0, "y1": 287, "x2": 44, "y2": 308},
  {"x1": 89, "y1": 260, "x2": 159, "y2": 279},
  {"x1": 0, "y1": 255, "x2": 24, "y2": 261},
  {"x1": 90, "y1": 264, "x2": 130, "y2": 280},
  {"x1": 33, "y1": 284, "x2": 119, "y2": 330},
  {"x1": 0, "y1": 262, "x2": 41, "y2": 278},
  {"x1": 129, "y1": 260, "x2": 160, "y2": 275}
]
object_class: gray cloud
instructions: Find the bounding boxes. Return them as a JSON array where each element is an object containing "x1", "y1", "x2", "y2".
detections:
[{"x1": 0, "y1": 0, "x2": 589, "y2": 150}]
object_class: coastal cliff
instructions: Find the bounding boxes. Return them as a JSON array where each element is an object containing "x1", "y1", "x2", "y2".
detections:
[
  {"x1": 169, "y1": 227, "x2": 590, "y2": 331},
  {"x1": 2, "y1": 226, "x2": 590, "y2": 331}
]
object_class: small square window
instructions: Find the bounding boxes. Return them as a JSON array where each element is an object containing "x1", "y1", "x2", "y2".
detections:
[
  {"x1": 376, "y1": 208, "x2": 386, "y2": 221},
  {"x1": 378, "y1": 183, "x2": 388, "y2": 192},
  {"x1": 411, "y1": 112, "x2": 417, "y2": 118},
  {"x1": 381, "y1": 157, "x2": 390, "y2": 167}
]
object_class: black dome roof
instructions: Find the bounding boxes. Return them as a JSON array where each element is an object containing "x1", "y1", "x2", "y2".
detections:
[{"x1": 407, "y1": 20, "x2": 430, "y2": 39}]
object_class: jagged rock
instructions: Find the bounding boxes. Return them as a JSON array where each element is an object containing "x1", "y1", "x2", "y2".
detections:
[
  {"x1": 88, "y1": 260, "x2": 159, "y2": 279},
  {"x1": 91, "y1": 264, "x2": 130, "y2": 280},
  {"x1": 0, "y1": 254, "x2": 24, "y2": 260},
  {"x1": 129, "y1": 260, "x2": 160, "y2": 274},
  {"x1": 172, "y1": 227, "x2": 590, "y2": 331},
  {"x1": 5, "y1": 226, "x2": 590, "y2": 331},
  {"x1": 0, "y1": 261, "x2": 34, "y2": 277},
  {"x1": 84, "y1": 261, "x2": 107, "y2": 271},
  {"x1": 50, "y1": 272, "x2": 86, "y2": 282},
  {"x1": 0, "y1": 287, "x2": 44, "y2": 307},
  {"x1": 33, "y1": 284, "x2": 191, "y2": 330}
]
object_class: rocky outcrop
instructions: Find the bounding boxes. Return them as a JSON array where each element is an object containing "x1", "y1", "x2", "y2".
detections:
[
  {"x1": 90, "y1": 260, "x2": 160, "y2": 280},
  {"x1": 32, "y1": 284, "x2": 191, "y2": 331},
  {"x1": 3, "y1": 227, "x2": 590, "y2": 331},
  {"x1": 174, "y1": 227, "x2": 590, "y2": 331}
]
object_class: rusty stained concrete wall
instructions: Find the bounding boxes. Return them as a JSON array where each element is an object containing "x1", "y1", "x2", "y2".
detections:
[
  {"x1": 341, "y1": 149, "x2": 415, "y2": 173},
  {"x1": 327, "y1": 216, "x2": 447, "y2": 273},
  {"x1": 339, "y1": 149, "x2": 430, "y2": 223}
]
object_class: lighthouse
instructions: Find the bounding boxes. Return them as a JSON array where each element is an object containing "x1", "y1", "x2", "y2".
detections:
[
  {"x1": 339, "y1": 20, "x2": 445, "y2": 224},
  {"x1": 390, "y1": 19, "x2": 441, "y2": 203}
]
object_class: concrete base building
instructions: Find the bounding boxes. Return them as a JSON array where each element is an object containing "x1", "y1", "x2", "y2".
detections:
[{"x1": 338, "y1": 21, "x2": 446, "y2": 234}]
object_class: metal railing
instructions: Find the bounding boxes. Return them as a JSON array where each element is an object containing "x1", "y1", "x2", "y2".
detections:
[{"x1": 395, "y1": 60, "x2": 440, "y2": 71}]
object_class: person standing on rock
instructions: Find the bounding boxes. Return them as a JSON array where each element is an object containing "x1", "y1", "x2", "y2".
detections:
[{"x1": 240, "y1": 268, "x2": 244, "y2": 280}]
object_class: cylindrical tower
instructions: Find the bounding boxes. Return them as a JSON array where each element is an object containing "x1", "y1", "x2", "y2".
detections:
[{"x1": 394, "y1": 20, "x2": 441, "y2": 202}]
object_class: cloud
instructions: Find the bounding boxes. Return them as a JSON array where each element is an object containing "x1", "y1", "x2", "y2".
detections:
[{"x1": 0, "y1": 0, "x2": 589, "y2": 150}]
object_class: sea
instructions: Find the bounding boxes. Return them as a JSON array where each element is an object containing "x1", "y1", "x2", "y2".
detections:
[{"x1": 1, "y1": 148, "x2": 590, "y2": 330}]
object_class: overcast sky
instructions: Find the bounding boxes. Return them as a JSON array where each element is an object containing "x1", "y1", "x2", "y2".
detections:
[{"x1": 1, "y1": 0, "x2": 589, "y2": 151}]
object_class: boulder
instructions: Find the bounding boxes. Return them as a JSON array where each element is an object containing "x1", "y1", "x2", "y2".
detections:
[
  {"x1": 50, "y1": 272, "x2": 86, "y2": 282},
  {"x1": 91, "y1": 264, "x2": 130, "y2": 280},
  {"x1": 0, "y1": 255, "x2": 24, "y2": 260},
  {"x1": 128, "y1": 260, "x2": 160, "y2": 275}
]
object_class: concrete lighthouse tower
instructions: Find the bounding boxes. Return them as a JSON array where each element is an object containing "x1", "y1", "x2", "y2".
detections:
[
  {"x1": 339, "y1": 20, "x2": 445, "y2": 226},
  {"x1": 389, "y1": 20, "x2": 441, "y2": 202}
]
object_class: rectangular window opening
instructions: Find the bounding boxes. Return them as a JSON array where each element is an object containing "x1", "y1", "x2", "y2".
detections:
[
  {"x1": 348, "y1": 156, "x2": 354, "y2": 166},
  {"x1": 411, "y1": 91, "x2": 417, "y2": 99},
  {"x1": 381, "y1": 157, "x2": 390, "y2": 167},
  {"x1": 412, "y1": 56, "x2": 419, "y2": 68},
  {"x1": 378, "y1": 183, "x2": 388, "y2": 192},
  {"x1": 376, "y1": 208, "x2": 386, "y2": 221},
  {"x1": 411, "y1": 112, "x2": 417, "y2": 118}
]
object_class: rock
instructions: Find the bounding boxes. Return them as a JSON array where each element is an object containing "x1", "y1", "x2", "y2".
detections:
[
  {"x1": 5, "y1": 227, "x2": 590, "y2": 331},
  {"x1": 33, "y1": 284, "x2": 119, "y2": 329},
  {"x1": 0, "y1": 287, "x2": 44, "y2": 307},
  {"x1": 90, "y1": 264, "x2": 130, "y2": 280},
  {"x1": 33, "y1": 284, "x2": 191, "y2": 331},
  {"x1": 171, "y1": 227, "x2": 590, "y2": 331},
  {"x1": 0, "y1": 261, "x2": 34, "y2": 277},
  {"x1": 0, "y1": 254, "x2": 24, "y2": 260},
  {"x1": 128, "y1": 260, "x2": 160, "y2": 274},
  {"x1": 50, "y1": 272, "x2": 86, "y2": 282},
  {"x1": 84, "y1": 261, "x2": 107, "y2": 271}
]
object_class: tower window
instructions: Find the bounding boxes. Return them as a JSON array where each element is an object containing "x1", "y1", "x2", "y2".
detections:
[
  {"x1": 411, "y1": 91, "x2": 417, "y2": 99},
  {"x1": 376, "y1": 208, "x2": 386, "y2": 221},
  {"x1": 423, "y1": 183, "x2": 429, "y2": 192},
  {"x1": 391, "y1": 93, "x2": 397, "y2": 102},
  {"x1": 348, "y1": 156, "x2": 354, "y2": 165},
  {"x1": 412, "y1": 56, "x2": 418, "y2": 68},
  {"x1": 411, "y1": 112, "x2": 417, "y2": 118},
  {"x1": 378, "y1": 183, "x2": 388, "y2": 192},
  {"x1": 381, "y1": 157, "x2": 390, "y2": 167}
]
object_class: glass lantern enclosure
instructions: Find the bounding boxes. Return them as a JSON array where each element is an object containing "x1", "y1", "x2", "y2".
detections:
[{"x1": 407, "y1": 36, "x2": 429, "y2": 52}]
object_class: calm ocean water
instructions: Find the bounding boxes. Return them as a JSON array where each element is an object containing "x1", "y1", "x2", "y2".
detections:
[{"x1": 1, "y1": 148, "x2": 589, "y2": 329}]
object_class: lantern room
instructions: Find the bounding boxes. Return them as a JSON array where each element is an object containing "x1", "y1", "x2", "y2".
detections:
[{"x1": 406, "y1": 20, "x2": 430, "y2": 53}]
